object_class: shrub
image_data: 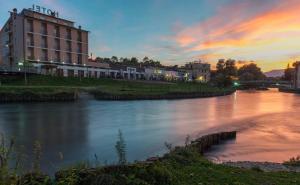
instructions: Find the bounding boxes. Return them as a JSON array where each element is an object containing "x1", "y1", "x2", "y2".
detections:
[{"x1": 115, "y1": 130, "x2": 127, "y2": 165}]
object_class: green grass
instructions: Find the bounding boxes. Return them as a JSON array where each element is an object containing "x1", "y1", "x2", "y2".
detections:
[
  {"x1": 1, "y1": 139, "x2": 300, "y2": 185},
  {"x1": 54, "y1": 147, "x2": 300, "y2": 185},
  {"x1": 0, "y1": 75, "x2": 233, "y2": 96}
]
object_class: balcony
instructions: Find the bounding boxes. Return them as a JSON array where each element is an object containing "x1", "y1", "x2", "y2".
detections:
[
  {"x1": 54, "y1": 46, "x2": 61, "y2": 51},
  {"x1": 27, "y1": 56, "x2": 35, "y2": 60},
  {"x1": 27, "y1": 42, "x2": 34, "y2": 47},
  {"x1": 41, "y1": 44, "x2": 48, "y2": 49}
]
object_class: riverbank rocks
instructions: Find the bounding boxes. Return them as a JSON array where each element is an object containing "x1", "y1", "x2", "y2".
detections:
[{"x1": 191, "y1": 131, "x2": 237, "y2": 154}]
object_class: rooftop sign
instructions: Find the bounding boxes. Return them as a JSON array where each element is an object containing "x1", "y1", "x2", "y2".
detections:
[{"x1": 28, "y1": 4, "x2": 59, "y2": 18}]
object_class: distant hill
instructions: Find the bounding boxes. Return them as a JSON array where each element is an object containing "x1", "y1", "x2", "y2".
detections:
[{"x1": 264, "y1": 69, "x2": 284, "y2": 78}]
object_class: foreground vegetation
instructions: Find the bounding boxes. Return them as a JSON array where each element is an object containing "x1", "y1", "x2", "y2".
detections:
[
  {"x1": 0, "y1": 75, "x2": 234, "y2": 101},
  {"x1": 1, "y1": 137, "x2": 300, "y2": 185}
]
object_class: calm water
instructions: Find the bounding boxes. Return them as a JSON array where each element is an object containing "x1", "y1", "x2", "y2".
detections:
[{"x1": 0, "y1": 89, "x2": 300, "y2": 173}]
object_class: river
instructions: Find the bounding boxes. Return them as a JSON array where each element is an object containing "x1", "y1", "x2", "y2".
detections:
[{"x1": 0, "y1": 89, "x2": 299, "y2": 173}]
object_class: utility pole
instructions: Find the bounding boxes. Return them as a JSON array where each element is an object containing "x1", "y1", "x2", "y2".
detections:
[{"x1": 18, "y1": 60, "x2": 28, "y2": 85}]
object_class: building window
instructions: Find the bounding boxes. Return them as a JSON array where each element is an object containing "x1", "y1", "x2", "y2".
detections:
[
  {"x1": 41, "y1": 49, "x2": 48, "y2": 61},
  {"x1": 78, "y1": 70, "x2": 84, "y2": 78},
  {"x1": 41, "y1": 22, "x2": 47, "y2": 35},
  {"x1": 26, "y1": 47, "x2": 34, "y2": 60},
  {"x1": 100, "y1": 72, "x2": 106, "y2": 77},
  {"x1": 56, "y1": 69, "x2": 64, "y2": 76},
  {"x1": 66, "y1": 28, "x2": 71, "y2": 39},
  {"x1": 66, "y1": 41, "x2": 71, "y2": 51},
  {"x1": 54, "y1": 26, "x2": 60, "y2": 37},
  {"x1": 66, "y1": 53, "x2": 72, "y2": 63},
  {"x1": 27, "y1": 20, "x2": 33, "y2": 32},
  {"x1": 26, "y1": 33, "x2": 34, "y2": 46},
  {"x1": 41, "y1": 36, "x2": 47, "y2": 48},
  {"x1": 77, "y1": 54, "x2": 82, "y2": 64},
  {"x1": 54, "y1": 51, "x2": 60, "y2": 62},
  {"x1": 77, "y1": 43, "x2": 82, "y2": 53},
  {"x1": 67, "y1": 69, "x2": 74, "y2": 77},
  {"x1": 54, "y1": 38, "x2": 60, "y2": 50},
  {"x1": 77, "y1": 31, "x2": 82, "y2": 42}
]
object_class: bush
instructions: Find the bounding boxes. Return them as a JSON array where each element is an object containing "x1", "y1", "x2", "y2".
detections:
[{"x1": 283, "y1": 156, "x2": 300, "y2": 166}]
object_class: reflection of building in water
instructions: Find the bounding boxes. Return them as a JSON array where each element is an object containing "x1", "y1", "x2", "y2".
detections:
[{"x1": 0, "y1": 101, "x2": 89, "y2": 173}]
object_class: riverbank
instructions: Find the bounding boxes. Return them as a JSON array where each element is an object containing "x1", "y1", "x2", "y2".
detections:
[
  {"x1": 279, "y1": 87, "x2": 300, "y2": 94},
  {"x1": 223, "y1": 161, "x2": 300, "y2": 172},
  {"x1": 0, "y1": 75, "x2": 235, "y2": 102},
  {"x1": 3, "y1": 131, "x2": 300, "y2": 185},
  {"x1": 0, "y1": 86, "x2": 78, "y2": 102}
]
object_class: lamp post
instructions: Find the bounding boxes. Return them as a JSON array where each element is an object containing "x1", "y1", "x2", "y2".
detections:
[{"x1": 18, "y1": 60, "x2": 27, "y2": 85}]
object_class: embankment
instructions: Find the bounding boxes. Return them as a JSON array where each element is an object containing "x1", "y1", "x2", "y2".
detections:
[
  {"x1": 0, "y1": 87, "x2": 78, "y2": 102},
  {"x1": 91, "y1": 90, "x2": 235, "y2": 100},
  {"x1": 279, "y1": 87, "x2": 300, "y2": 94}
]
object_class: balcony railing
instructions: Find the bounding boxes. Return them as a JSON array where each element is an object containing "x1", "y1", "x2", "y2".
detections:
[{"x1": 27, "y1": 42, "x2": 34, "y2": 47}]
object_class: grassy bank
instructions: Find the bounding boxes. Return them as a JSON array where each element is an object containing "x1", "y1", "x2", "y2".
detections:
[
  {"x1": 3, "y1": 143, "x2": 300, "y2": 185},
  {"x1": 0, "y1": 75, "x2": 234, "y2": 101},
  {"x1": 0, "y1": 86, "x2": 78, "y2": 102}
]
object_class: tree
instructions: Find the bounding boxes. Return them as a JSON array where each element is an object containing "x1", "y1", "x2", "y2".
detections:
[
  {"x1": 283, "y1": 63, "x2": 294, "y2": 81},
  {"x1": 95, "y1": 57, "x2": 103, "y2": 63},
  {"x1": 213, "y1": 59, "x2": 237, "y2": 87},
  {"x1": 216, "y1": 59, "x2": 225, "y2": 73},
  {"x1": 238, "y1": 63, "x2": 265, "y2": 81},
  {"x1": 130, "y1": 57, "x2": 139, "y2": 65},
  {"x1": 224, "y1": 59, "x2": 237, "y2": 77},
  {"x1": 103, "y1": 58, "x2": 111, "y2": 63},
  {"x1": 143, "y1": 56, "x2": 149, "y2": 63},
  {"x1": 111, "y1": 56, "x2": 118, "y2": 63}
]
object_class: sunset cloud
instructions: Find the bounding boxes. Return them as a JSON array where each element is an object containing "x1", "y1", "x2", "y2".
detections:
[{"x1": 169, "y1": 0, "x2": 300, "y2": 71}]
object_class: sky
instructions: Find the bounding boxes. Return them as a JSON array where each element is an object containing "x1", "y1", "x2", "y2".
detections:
[{"x1": 1, "y1": 0, "x2": 300, "y2": 71}]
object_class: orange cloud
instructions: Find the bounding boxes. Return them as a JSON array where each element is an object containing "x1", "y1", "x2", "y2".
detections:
[{"x1": 172, "y1": 0, "x2": 300, "y2": 71}]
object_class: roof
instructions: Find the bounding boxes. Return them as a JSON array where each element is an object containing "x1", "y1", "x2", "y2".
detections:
[{"x1": 20, "y1": 9, "x2": 89, "y2": 32}]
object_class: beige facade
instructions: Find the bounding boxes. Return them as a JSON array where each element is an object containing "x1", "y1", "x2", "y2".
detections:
[
  {"x1": 0, "y1": 8, "x2": 88, "y2": 72},
  {"x1": 185, "y1": 61, "x2": 211, "y2": 82}
]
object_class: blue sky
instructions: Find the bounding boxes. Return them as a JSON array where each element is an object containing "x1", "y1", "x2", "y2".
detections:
[{"x1": 1, "y1": 0, "x2": 299, "y2": 71}]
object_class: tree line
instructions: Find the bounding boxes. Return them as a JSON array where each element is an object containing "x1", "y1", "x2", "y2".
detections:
[
  {"x1": 93, "y1": 56, "x2": 163, "y2": 67},
  {"x1": 212, "y1": 59, "x2": 265, "y2": 87}
]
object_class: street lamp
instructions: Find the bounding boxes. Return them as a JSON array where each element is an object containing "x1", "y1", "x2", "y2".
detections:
[{"x1": 18, "y1": 60, "x2": 28, "y2": 85}]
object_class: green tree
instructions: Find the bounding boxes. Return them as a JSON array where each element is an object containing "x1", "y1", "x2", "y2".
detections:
[
  {"x1": 238, "y1": 63, "x2": 265, "y2": 81},
  {"x1": 216, "y1": 59, "x2": 225, "y2": 73},
  {"x1": 214, "y1": 59, "x2": 237, "y2": 87},
  {"x1": 130, "y1": 57, "x2": 139, "y2": 65},
  {"x1": 224, "y1": 59, "x2": 237, "y2": 77},
  {"x1": 111, "y1": 56, "x2": 118, "y2": 63}
]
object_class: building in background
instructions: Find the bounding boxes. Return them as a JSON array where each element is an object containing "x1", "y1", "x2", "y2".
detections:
[
  {"x1": 0, "y1": 7, "x2": 89, "y2": 76},
  {"x1": 0, "y1": 6, "x2": 211, "y2": 83},
  {"x1": 293, "y1": 62, "x2": 300, "y2": 89},
  {"x1": 184, "y1": 60, "x2": 211, "y2": 82}
]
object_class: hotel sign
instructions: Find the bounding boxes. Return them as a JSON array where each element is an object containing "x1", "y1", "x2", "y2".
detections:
[{"x1": 29, "y1": 4, "x2": 59, "y2": 18}]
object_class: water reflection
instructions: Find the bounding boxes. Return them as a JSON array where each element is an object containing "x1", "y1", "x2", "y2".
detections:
[
  {"x1": 0, "y1": 89, "x2": 299, "y2": 173},
  {"x1": 0, "y1": 101, "x2": 89, "y2": 172}
]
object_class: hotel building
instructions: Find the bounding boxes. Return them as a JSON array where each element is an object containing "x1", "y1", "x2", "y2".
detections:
[
  {"x1": 0, "y1": 7, "x2": 211, "y2": 82},
  {"x1": 0, "y1": 7, "x2": 89, "y2": 76}
]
